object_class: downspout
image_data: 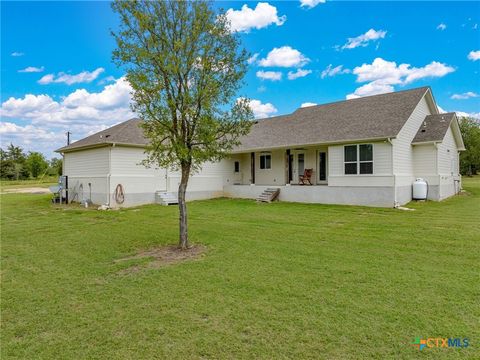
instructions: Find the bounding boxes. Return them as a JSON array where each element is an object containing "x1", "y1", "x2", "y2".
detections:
[
  {"x1": 107, "y1": 144, "x2": 113, "y2": 206},
  {"x1": 387, "y1": 138, "x2": 397, "y2": 208},
  {"x1": 433, "y1": 141, "x2": 440, "y2": 198}
]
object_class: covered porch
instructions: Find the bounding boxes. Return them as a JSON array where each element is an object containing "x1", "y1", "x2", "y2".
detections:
[{"x1": 229, "y1": 146, "x2": 329, "y2": 187}]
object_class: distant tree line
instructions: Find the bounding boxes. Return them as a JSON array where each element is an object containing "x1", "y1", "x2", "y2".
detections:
[
  {"x1": 0, "y1": 144, "x2": 62, "y2": 180},
  {"x1": 459, "y1": 117, "x2": 480, "y2": 176}
]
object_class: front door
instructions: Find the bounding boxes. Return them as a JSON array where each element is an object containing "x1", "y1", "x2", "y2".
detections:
[{"x1": 292, "y1": 151, "x2": 305, "y2": 184}]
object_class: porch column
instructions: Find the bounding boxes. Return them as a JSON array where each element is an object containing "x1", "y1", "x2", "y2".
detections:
[{"x1": 250, "y1": 152, "x2": 255, "y2": 184}]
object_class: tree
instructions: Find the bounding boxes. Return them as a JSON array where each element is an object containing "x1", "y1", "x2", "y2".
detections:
[
  {"x1": 459, "y1": 117, "x2": 480, "y2": 176},
  {"x1": 49, "y1": 157, "x2": 63, "y2": 176},
  {"x1": 25, "y1": 152, "x2": 48, "y2": 178},
  {"x1": 6, "y1": 143, "x2": 27, "y2": 180},
  {"x1": 112, "y1": 0, "x2": 253, "y2": 249}
]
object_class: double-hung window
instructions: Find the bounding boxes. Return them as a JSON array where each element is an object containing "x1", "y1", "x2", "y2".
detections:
[
  {"x1": 260, "y1": 153, "x2": 271, "y2": 170},
  {"x1": 344, "y1": 144, "x2": 373, "y2": 175}
]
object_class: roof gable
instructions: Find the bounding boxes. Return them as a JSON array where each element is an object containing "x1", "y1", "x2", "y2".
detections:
[
  {"x1": 412, "y1": 112, "x2": 466, "y2": 150},
  {"x1": 56, "y1": 118, "x2": 146, "y2": 152}
]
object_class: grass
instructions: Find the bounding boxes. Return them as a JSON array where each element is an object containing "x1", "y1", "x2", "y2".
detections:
[
  {"x1": 0, "y1": 176, "x2": 57, "y2": 190},
  {"x1": 1, "y1": 177, "x2": 479, "y2": 359}
]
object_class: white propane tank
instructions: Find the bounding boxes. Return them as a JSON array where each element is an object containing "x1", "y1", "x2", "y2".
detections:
[{"x1": 413, "y1": 178, "x2": 428, "y2": 200}]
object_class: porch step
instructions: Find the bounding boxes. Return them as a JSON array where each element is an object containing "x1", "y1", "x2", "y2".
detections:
[
  {"x1": 256, "y1": 188, "x2": 280, "y2": 203},
  {"x1": 155, "y1": 191, "x2": 178, "y2": 206}
]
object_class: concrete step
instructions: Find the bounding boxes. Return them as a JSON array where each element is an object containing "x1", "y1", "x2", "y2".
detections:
[
  {"x1": 256, "y1": 188, "x2": 280, "y2": 203},
  {"x1": 155, "y1": 192, "x2": 178, "y2": 206}
]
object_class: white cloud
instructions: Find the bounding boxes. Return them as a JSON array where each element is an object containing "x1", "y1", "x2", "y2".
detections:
[
  {"x1": 299, "y1": 0, "x2": 326, "y2": 9},
  {"x1": 455, "y1": 111, "x2": 480, "y2": 119},
  {"x1": 440, "y1": 106, "x2": 480, "y2": 119},
  {"x1": 437, "y1": 23, "x2": 447, "y2": 31},
  {"x1": 18, "y1": 66, "x2": 45, "y2": 73},
  {"x1": 467, "y1": 50, "x2": 480, "y2": 61},
  {"x1": 38, "y1": 68, "x2": 105, "y2": 85},
  {"x1": 259, "y1": 46, "x2": 309, "y2": 67},
  {"x1": 225, "y1": 3, "x2": 286, "y2": 33},
  {"x1": 346, "y1": 57, "x2": 455, "y2": 99},
  {"x1": 403, "y1": 61, "x2": 455, "y2": 83},
  {"x1": 287, "y1": 69, "x2": 312, "y2": 80},
  {"x1": 437, "y1": 105, "x2": 447, "y2": 114},
  {"x1": 256, "y1": 70, "x2": 282, "y2": 81},
  {"x1": 451, "y1": 92, "x2": 479, "y2": 100},
  {"x1": 0, "y1": 77, "x2": 134, "y2": 156},
  {"x1": 249, "y1": 99, "x2": 278, "y2": 118},
  {"x1": 248, "y1": 53, "x2": 259, "y2": 64},
  {"x1": 1, "y1": 78, "x2": 133, "y2": 126},
  {"x1": 98, "y1": 75, "x2": 117, "y2": 85},
  {"x1": 341, "y1": 29, "x2": 387, "y2": 50},
  {"x1": 11, "y1": 52, "x2": 24, "y2": 57},
  {"x1": 0, "y1": 122, "x2": 59, "y2": 144},
  {"x1": 239, "y1": 98, "x2": 277, "y2": 118},
  {"x1": 346, "y1": 82, "x2": 395, "y2": 100},
  {"x1": 301, "y1": 102, "x2": 317, "y2": 108},
  {"x1": 321, "y1": 64, "x2": 350, "y2": 78}
]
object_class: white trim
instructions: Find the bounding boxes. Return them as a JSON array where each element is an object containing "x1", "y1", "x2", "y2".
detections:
[{"x1": 343, "y1": 143, "x2": 374, "y2": 175}]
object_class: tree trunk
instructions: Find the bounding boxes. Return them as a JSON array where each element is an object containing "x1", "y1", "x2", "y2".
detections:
[{"x1": 178, "y1": 163, "x2": 191, "y2": 250}]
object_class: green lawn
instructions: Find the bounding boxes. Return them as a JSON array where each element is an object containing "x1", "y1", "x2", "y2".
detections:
[
  {"x1": 1, "y1": 178, "x2": 479, "y2": 359},
  {"x1": 0, "y1": 176, "x2": 57, "y2": 190}
]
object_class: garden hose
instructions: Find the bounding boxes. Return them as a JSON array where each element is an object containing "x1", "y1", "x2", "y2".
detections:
[{"x1": 114, "y1": 184, "x2": 125, "y2": 204}]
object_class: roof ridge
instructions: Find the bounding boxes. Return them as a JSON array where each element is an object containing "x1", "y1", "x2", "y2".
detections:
[{"x1": 292, "y1": 86, "x2": 429, "y2": 114}]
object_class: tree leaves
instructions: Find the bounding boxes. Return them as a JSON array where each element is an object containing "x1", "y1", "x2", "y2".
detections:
[{"x1": 112, "y1": 0, "x2": 253, "y2": 172}]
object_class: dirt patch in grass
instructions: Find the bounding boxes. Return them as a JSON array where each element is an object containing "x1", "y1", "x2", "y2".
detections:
[
  {"x1": 1, "y1": 187, "x2": 51, "y2": 194},
  {"x1": 115, "y1": 244, "x2": 206, "y2": 274}
]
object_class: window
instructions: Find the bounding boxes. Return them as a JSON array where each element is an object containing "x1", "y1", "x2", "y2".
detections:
[
  {"x1": 260, "y1": 154, "x2": 271, "y2": 169},
  {"x1": 344, "y1": 144, "x2": 373, "y2": 175},
  {"x1": 234, "y1": 161, "x2": 240, "y2": 173},
  {"x1": 344, "y1": 145, "x2": 357, "y2": 174}
]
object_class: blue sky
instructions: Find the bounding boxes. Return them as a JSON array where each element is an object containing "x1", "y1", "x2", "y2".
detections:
[{"x1": 1, "y1": 1, "x2": 479, "y2": 158}]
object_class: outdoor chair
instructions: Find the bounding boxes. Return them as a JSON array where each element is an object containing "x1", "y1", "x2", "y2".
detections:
[{"x1": 299, "y1": 168, "x2": 313, "y2": 185}]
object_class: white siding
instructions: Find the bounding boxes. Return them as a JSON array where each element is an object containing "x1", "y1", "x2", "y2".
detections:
[
  {"x1": 413, "y1": 144, "x2": 437, "y2": 175},
  {"x1": 254, "y1": 150, "x2": 285, "y2": 185},
  {"x1": 327, "y1": 142, "x2": 393, "y2": 186},
  {"x1": 64, "y1": 147, "x2": 109, "y2": 176},
  {"x1": 328, "y1": 145, "x2": 343, "y2": 176},
  {"x1": 167, "y1": 158, "x2": 233, "y2": 192},
  {"x1": 109, "y1": 146, "x2": 167, "y2": 206},
  {"x1": 437, "y1": 126, "x2": 459, "y2": 176},
  {"x1": 63, "y1": 147, "x2": 110, "y2": 205},
  {"x1": 392, "y1": 94, "x2": 432, "y2": 176}
]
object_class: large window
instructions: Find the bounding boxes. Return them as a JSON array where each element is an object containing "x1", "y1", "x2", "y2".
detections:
[
  {"x1": 260, "y1": 153, "x2": 271, "y2": 170},
  {"x1": 344, "y1": 144, "x2": 373, "y2": 175}
]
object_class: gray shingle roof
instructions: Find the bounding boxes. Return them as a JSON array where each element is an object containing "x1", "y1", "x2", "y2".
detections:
[
  {"x1": 56, "y1": 118, "x2": 147, "y2": 152},
  {"x1": 233, "y1": 86, "x2": 430, "y2": 152},
  {"x1": 56, "y1": 86, "x2": 431, "y2": 153},
  {"x1": 412, "y1": 113, "x2": 456, "y2": 143}
]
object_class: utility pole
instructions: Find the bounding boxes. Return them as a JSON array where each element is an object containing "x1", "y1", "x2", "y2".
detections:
[{"x1": 66, "y1": 131, "x2": 71, "y2": 145}]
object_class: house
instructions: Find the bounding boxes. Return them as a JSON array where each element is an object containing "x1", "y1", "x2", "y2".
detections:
[{"x1": 55, "y1": 86, "x2": 465, "y2": 208}]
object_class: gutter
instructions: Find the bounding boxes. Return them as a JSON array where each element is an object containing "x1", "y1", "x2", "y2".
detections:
[{"x1": 230, "y1": 136, "x2": 396, "y2": 154}]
